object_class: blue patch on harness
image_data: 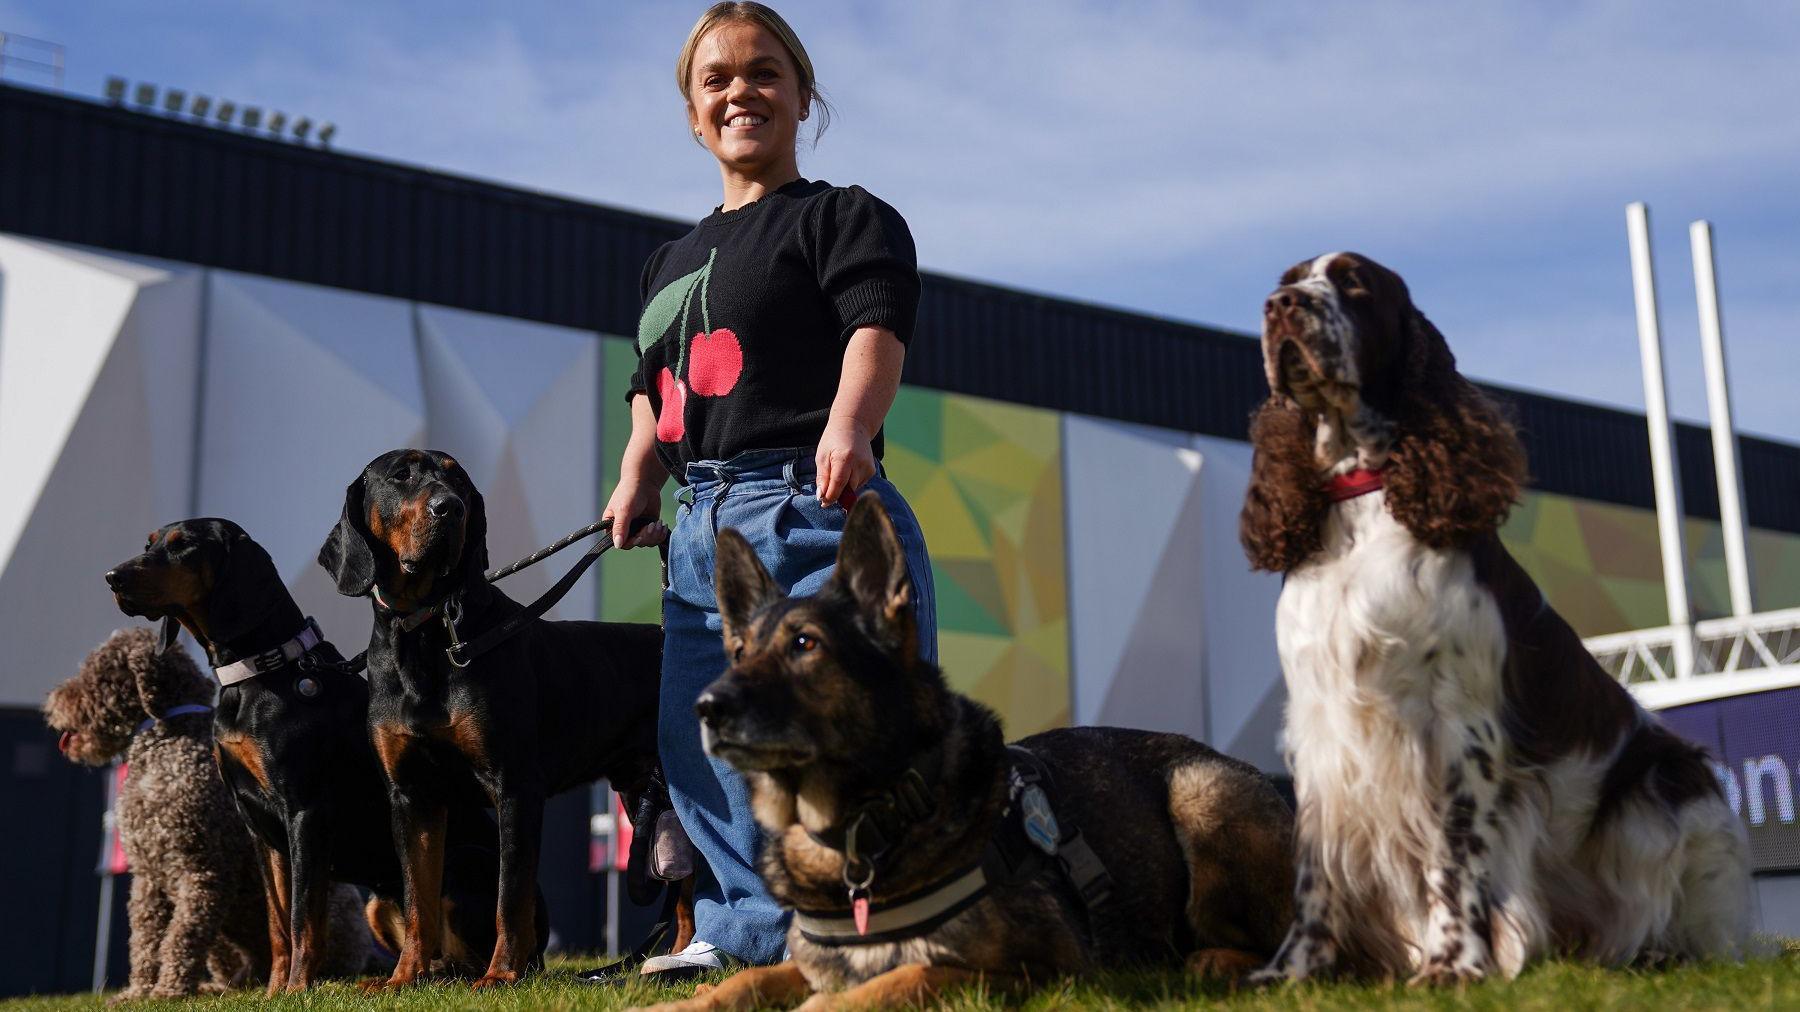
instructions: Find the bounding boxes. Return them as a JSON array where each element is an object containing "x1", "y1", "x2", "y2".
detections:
[{"x1": 1020, "y1": 783, "x2": 1060, "y2": 854}]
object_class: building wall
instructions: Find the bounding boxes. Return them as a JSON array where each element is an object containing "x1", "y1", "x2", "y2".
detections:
[{"x1": 8, "y1": 234, "x2": 1800, "y2": 990}]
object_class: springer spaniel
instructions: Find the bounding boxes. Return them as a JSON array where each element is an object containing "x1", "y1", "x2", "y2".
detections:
[{"x1": 1240, "y1": 252, "x2": 1751, "y2": 983}]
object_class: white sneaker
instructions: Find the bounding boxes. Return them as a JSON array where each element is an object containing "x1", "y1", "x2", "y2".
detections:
[{"x1": 640, "y1": 939, "x2": 732, "y2": 978}]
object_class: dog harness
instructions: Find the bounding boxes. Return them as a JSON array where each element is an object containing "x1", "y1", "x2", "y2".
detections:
[
  {"x1": 792, "y1": 746, "x2": 1116, "y2": 946},
  {"x1": 1324, "y1": 467, "x2": 1385, "y2": 502},
  {"x1": 212, "y1": 618, "x2": 326, "y2": 686}
]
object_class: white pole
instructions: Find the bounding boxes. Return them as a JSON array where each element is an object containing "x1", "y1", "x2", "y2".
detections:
[
  {"x1": 1626, "y1": 203, "x2": 1695, "y2": 679},
  {"x1": 1690, "y1": 220, "x2": 1755, "y2": 618}
]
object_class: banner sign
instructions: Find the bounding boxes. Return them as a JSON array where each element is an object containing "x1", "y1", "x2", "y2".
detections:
[{"x1": 1661, "y1": 685, "x2": 1800, "y2": 872}]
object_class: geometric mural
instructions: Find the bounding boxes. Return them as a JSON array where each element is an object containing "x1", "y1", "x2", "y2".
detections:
[
  {"x1": 884, "y1": 388, "x2": 1070, "y2": 736},
  {"x1": 1502, "y1": 491, "x2": 1800, "y2": 636}
]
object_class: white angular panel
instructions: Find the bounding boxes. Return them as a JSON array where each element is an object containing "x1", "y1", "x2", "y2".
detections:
[
  {"x1": 199, "y1": 272, "x2": 424, "y2": 649},
  {"x1": 1063, "y1": 416, "x2": 1286, "y2": 771},
  {"x1": 1190, "y1": 432, "x2": 1286, "y2": 772},
  {"x1": 1064, "y1": 414, "x2": 1204, "y2": 728},
  {"x1": 0, "y1": 236, "x2": 202, "y2": 707},
  {"x1": 417, "y1": 305, "x2": 600, "y2": 620}
]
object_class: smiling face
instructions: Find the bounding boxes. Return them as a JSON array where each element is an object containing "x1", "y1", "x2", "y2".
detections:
[{"x1": 686, "y1": 19, "x2": 806, "y2": 184}]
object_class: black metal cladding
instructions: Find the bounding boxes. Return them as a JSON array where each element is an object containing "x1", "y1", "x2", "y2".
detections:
[{"x1": 4, "y1": 83, "x2": 1797, "y2": 532}]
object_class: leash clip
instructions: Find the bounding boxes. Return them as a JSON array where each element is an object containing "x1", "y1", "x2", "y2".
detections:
[{"x1": 442, "y1": 596, "x2": 472, "y2": 668}]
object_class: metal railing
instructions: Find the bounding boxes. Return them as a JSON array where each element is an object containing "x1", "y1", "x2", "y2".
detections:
[{"x1": 1585, "y1": 606, "x2": 1800, "y2": 709}]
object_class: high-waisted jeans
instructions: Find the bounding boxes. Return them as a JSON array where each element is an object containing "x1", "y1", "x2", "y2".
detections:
[{"x1": 657, "y1": 447, "x2": 937, "y2": 963}]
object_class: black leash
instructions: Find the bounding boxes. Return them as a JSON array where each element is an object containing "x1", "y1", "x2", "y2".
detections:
[{"x1": 339, "y1": 515, "x2": 658, "y2": 675}]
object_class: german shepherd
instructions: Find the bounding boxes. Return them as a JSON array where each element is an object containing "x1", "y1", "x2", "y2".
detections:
[{"x1": 635, "y1": 493, "x2": 1296, "y2": 1011}]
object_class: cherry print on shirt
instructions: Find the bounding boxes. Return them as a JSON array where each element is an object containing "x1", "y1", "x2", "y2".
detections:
[
  {"x1": 656, "y1": 368, "x2": 688, "y2": 443},
  {"x1": 687, "y1": 328, "x2": 743, "y2": 396},
  {"x1": 636, "y1": 248, "x2": 744, "y2": 442}
]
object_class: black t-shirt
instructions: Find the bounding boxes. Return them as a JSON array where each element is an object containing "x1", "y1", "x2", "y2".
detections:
[{"x1": 628, "y1": 178, "x2": 920, "y2": 482}]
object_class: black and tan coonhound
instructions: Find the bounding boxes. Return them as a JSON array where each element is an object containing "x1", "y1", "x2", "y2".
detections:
[{"x1": 318, "y1": 449, "x2": 678, "y2": 990}]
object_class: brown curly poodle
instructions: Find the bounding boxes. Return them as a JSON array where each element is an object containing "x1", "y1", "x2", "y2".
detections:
[{"x1": 44, "y1": 626, "x2": 371, "y2": 1001}]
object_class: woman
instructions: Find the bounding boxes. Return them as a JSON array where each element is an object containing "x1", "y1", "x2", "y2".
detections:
[{"x1": 600, "y1": 1, "x2": 937, "y2": 979}]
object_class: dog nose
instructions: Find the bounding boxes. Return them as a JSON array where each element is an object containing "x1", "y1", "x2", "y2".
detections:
[
  {"x1": 427, "y1": 495, "x2": 463, "y2": 519},
  {"x1": 1266, "y1": 289, "x2": 1308, "y2": 315},
  {"x1": 104, "y1": 569, "x2": 123, "y2": 589},
  {"x1": 695, "y1": 685, "x2": 742, "y2": 724}
]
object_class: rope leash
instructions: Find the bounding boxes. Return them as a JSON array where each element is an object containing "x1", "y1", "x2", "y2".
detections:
[{"x1": 339, "y1": 515, "x2": 660, "y2": 675}]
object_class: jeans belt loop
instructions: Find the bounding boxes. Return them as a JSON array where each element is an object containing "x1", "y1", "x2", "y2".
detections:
[
  {"x1": 782, "y1": 456, "x2": 802, "y2": 493},
  {"x1": 708, "y1": 470, "x2": 734, "y2": 535}
]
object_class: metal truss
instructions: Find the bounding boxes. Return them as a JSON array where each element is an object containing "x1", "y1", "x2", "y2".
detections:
[{"x1": 1584, "y1": 606, "x2": 1800, "y2": 709}]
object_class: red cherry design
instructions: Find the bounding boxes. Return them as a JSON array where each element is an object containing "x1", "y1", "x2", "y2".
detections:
[
  {"x1": 687, "y1": 328, "x2": 743, "y2": 397},
  {"x1": 656, "y1": 367, "x2": 687, "y2": 442}
]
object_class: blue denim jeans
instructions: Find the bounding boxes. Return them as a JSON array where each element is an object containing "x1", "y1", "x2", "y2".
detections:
[{"x1": 659, "y1": 447, "x2": 937, "y2": 965}]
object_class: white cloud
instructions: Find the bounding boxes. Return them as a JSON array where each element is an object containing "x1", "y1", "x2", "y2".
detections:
[{"x1": 18, "y1": 0, "x2": 1800, "y2": 438}]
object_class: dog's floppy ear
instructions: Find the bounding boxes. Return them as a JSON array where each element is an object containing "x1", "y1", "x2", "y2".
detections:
[
  {"x1": 441, "y1": 455, "x2": 489, "y2": 587},
  {"x1": 715, "y1": 527, "x2": 782, "y2": 655},
  {"x1": 830, "y1": 491, "x2": 916, "y2": 656},
  {"x1": 157, "y1": 616, "x2": 182, "y2": 654},
  {"x1": 203, "y1": 523, "x2": 280, "y2": 645},
  {"x1": 318, "y1": 473, "x2": 376, "y2": 596}
]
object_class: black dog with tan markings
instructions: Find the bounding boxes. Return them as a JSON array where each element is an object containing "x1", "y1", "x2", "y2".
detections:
[
  {"x1": 637, "y1": 493, "x2": 1295, "y2": 1012},
  {"x1": 320, "y1": 449, "x2": 675, "y2": 991}
]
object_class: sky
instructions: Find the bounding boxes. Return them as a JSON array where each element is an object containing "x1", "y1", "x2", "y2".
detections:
[{"x1": 4, "y1": 1, "x2": 1796, "y2": 442}]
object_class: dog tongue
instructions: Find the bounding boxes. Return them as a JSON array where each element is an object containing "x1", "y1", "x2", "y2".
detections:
[
  {"x1": 853, "y1": 895, "x2": 870, "y2": 936},
  {"x1": 58, "y1": 730, "x2": 72, "y2": 754}
]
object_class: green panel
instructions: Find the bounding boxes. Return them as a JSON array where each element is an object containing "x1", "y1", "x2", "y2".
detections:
[{"x1": 598, "y1": 335, "x2": 679, "y2": 625}]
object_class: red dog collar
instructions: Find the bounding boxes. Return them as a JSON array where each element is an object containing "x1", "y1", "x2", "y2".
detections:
[{"x1": 1324, "y1": 468, "x2": 1385, "y2": 502}]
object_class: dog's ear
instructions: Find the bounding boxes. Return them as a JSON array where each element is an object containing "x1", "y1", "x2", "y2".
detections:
[
  {"x1": 202, "y1": 524, "x2": 280, "y2": 645},
  {"x1": 715, "y1": 527, "x2": 781, "y2": 655},
  {"x1": 318, "y1": 473, "x2": 376, "y2": 596},
  {"x1": 830, "y1": 491, "x2": 916, "y2": 656},
  {"x1": 441, "y1": 456, "x2": 489, "y2": 587},
  {"x1": 157, "y1": 616, "x2": 182, "y2": 654}
]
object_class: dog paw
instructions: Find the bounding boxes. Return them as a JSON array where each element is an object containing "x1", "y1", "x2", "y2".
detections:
[
  {"x1": 1244, "y1": 965, "x2": 1300, "y2": 988},
  {"x1": 471, "y1": 971, "x2": 521, "y2": 991},
  {"x1": 104, "y1": 987, "x2": 147, "y2": 1006}
]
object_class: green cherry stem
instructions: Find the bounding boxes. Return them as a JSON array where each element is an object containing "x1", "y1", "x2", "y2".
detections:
[
  {"x1": 673, "y1": 248, "x2": 717, "y2": 379},
  {"x1": 699, "y1": 248, "x2": 717, "y2": 336}
]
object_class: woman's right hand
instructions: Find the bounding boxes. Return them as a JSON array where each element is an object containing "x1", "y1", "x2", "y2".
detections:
[{"x1": 603, "y1": 477, "x2": 670, "y2": 549}]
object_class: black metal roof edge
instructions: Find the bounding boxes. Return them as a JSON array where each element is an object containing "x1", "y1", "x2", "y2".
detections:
[{"x1": 5, "y1": 82, "x2": 1798, "y2": 533}]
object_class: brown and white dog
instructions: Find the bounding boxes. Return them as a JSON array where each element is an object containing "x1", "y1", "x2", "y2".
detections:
[{"x1": 1240, "y1": 252, "x2": 1750, "y2": 984}]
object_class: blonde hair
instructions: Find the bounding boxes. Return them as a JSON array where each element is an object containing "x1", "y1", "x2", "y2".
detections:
[{"x1": 677, "y1": 2, "x2": 832, "y2": 143}]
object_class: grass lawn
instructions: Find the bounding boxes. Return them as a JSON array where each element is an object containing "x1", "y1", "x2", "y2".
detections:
[{"x1": 5, "y1": 951, "x2": 1797, "y2": 1012}]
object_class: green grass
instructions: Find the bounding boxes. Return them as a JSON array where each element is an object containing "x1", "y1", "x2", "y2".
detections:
[{"x1": 6, "y1": 951, "x2": 1797, "y2": 1011}]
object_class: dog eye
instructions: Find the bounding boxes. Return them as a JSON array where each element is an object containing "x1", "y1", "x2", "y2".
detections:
[{"x1": 792, "y1": 633, "x2": 818, "y2": 654}]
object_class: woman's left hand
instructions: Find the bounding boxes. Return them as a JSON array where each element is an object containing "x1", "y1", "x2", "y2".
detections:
[{"x1": 816, "y1": 414, "x2": 875, "y2": 508}]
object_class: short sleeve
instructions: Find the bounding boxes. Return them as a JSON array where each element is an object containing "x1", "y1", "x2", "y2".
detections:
[{"x1": 810, "y1": 186, "x2": 920, "y2": 345}]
